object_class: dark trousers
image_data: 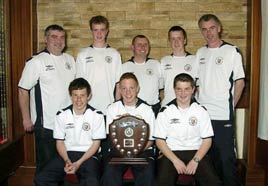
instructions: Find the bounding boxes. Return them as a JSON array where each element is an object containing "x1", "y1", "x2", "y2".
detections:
[
  {"x1": 156, "y1": 150, "x2": 221, "y2": 186},
  {"x1": 101, "y1": 149, "x2": 155, "y2": 186},
  {"x1": 34, "y1": 125, "x2": 57, "y2": 173},
  {"x1": 210, "y1": 120, "x2": 239, "y2": 186},
  {"x1": 34, "y1": 151, "x2": 101, "y2": 186}
]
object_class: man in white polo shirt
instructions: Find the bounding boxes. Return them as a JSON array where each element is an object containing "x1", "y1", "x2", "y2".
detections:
[
  {"x1": 160, "y1": 26, "x2": 197, "y2": 106},
  {"x1": 18, "y1": 24, "x2": 76, "y2": 172},
  {"x1": 34, "y1": 78, "x2": 106, "y2": 186},
  {"x1": 196, "y1": 14, "x2": 245, "y2": 186},
  {"x1": 154, "y1": 73, "x2": 221, "y2": 186},
  {"x1": 122, "y1": 35, "x2": 163, "y2": 116},
  {"x1": 76, "y1": 15, "x2": 122, "y2": 115}
]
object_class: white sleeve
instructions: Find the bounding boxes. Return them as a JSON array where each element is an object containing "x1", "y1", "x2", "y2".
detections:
[
  {"x1": 106, "y1": 105, "x2": 115, "y2": 134},
  {"x1": 92, "y1": 111, "x2": 106, "y2": 140},
  {"x1": 53, "y1": 112, "x2": 65, "y2": 140},
  {"x1": 233, "y1": 48, "x2": 245, "y2": 81},
  {"x1": 154, "y1": 109, "x2": 168, "y2": 139},
  {"x1": 157, "y1": 62, "x2": 164, "y2": 90},
  {"x1": 144, "y1": 107, "x2": 156, "y2": 141},
  {"x1": 18, "y1": 58, "x2": 41, "y2": 90},
  {"x1": 75, "y1": 52, "x2": 86, "y2": 79},
  {"x1": 114, "y1": 51, "x2": 122, "y2": 83},
  {"x1": 199, "y1": 109, "x2": 214, "y2": 138}
]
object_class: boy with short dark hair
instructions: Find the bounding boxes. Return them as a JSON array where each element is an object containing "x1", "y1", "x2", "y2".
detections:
[{"x1": 34, "y1": 78, "x2": 106, "y2": 186}]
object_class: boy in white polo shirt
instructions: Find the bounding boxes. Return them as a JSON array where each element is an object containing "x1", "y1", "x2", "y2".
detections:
[
  {"x1": 154, "y1": 73, "x2": 221, "y2": 186},
  {"x1": 101, "y1": 72, "x2": 155, "y2": 186},
  {"x1": 34, "y1": 78, "x2": 106, "y2": 186}
]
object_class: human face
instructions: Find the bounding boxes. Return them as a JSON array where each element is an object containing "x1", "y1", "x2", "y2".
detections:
[
  {"x1": 120, "y1": 79, "x2": 139, "y2": 106},
  {"x1": 45, "y1": 30, "x2": 65, "y2": 56},
  {"x1": 91, "y1": 23, "x2": 108, "y2": 45},
  {"x1": 169, "y1": 31, "x2": 186, "y2": 52},
  {"x1": 200, "y1": 19, "x2": 221, "y2": 46},
  {"x1": 71, "y1": 88, "x2": 90, "y2": 115},
  {"x1": 131, "y1": 37, "x2": 150, "y2": 59},
  {"x1": 174, "y1": 81, "x2": 194, "y2": 108}
]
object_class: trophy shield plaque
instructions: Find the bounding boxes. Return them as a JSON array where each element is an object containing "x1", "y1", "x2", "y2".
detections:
[{"x1": 109, "y1": 115, "x2": 149, "y2": 164}]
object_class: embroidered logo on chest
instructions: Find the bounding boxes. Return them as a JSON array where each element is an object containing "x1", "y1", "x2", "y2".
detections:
[
  {"x1": 170, "y1": 118, "x2": 180, "y2": 124},
  {"x1": 215, "y1": 57, "x2": 223, "y2": 65},
  {"x1": 66, "y1": 123, "x2": 74, "y2": 129},
  {"x1": 199, "y1": 58, "x2": 206, "y2": 64},
  {"x1": 65, "y1": 62, "x2": 71, "y2": 70},
  {"x1": 189, "y1": 116, "x2": 198, "y2": 126},
  {"x1": 105, "y1": 56, "x2": 112, "y2": 63},
  {"x1": 146, "y1": 68, "x2": 154, "y2": 75},
  {"x1": 164, "y1": 64, "x2": 172, "y2": 70},
  {"x1": 45, "y1": 65, "x2": 55, "y2": 71},
  {"x1": 82, "y1": 122, "x2": 91, "y2": 131},
  {"x1": 184, "y1": 64, "x2": 192, "y2": 72},
  {"x1": 85, "y1": 56, "x2": 94, "y2": 63}
]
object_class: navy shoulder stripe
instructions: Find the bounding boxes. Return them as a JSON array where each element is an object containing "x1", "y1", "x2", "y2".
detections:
[
  {"x1": 96, "y1": 111, "x2": 103, "y2": 115},
  {"x1": 56, "y1": 111, "x2": 62, "y2": 115},
  {"x1": 167, "y1": 99, "x2": 177, "y2": 106},
  {"x1": 136, "y1": 98, "x2": 150, "y2": 107},
  {"x1": 62, "y1": 105, "x2": 73, "y2": 111},
  {"x1": 159, "y1": 106, "x2": 167, "y2": 113},
  {"x1": 235, "y1": 47, "x2": 241, "y2": 54},
  {"x1": 186, "y1": 51, "x2": 192, "y2": 56}
]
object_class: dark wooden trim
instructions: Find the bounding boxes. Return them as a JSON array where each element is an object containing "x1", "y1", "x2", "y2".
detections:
[
  {"x1": 246, "y1": 0, "x2": 261, "y2": 168},
  {"x1": 0, "y1": 0, "x2": 36, "y2": 183},
  {"x1": 9, "y1": 0, "x2": 36, "y2": 166}
]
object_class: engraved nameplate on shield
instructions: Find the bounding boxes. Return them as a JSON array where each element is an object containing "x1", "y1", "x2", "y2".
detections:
[{"x1": 109, "y1": 115, "x2": 149, "y2": 159}]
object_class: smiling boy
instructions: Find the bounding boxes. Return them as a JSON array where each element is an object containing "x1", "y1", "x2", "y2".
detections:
[{"x1": 34, "y1": 78, "x2": 106, "y2": 186}]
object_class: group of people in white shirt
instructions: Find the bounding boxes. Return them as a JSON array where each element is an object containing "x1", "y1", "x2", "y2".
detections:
[{"x1": 19, "y1": 13, "x2": 245, "y2": 186}]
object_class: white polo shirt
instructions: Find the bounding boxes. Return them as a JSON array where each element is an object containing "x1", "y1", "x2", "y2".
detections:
[
  {"x1": 154, "y1": 99, "x2": 214, "y2": 151},
  {"x1": 160, "y1": 53, "x2": 197, "y2": 106},
  {"x1": 54, "y1": 105, "x2": 106, "y2": 152},
  {"x1": 18, "y1": 49, "x2": 76, "y2": 130},
  {"x1": 106, "y1": 99, "x2": 155, "y2": 141},
  {"x1": 122, "y1": 57, "x2": 163, "y2": 105},
  {"x1": 76, "y1": 45, "x2": 122, "y2": 114},
  {"x1": 196, "y1": 42, "x2": 245, "y2": 120}
]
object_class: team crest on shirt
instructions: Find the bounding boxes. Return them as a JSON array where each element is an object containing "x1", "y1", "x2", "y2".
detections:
[
  {"x1": 170, "y1": 118, "x2": 180, "y2": 124},
  {"x1": 189, "y1": 116, "x2": 197, "y2": 126},
  {"x1": 105, "y1": 56, "x2": 112, "y2": 63},
  {"x1": 146, "y1": 68, "x2": 154, "y2": 75},
  {"x1": 82, "y1": 122, "x2": 91, "y2": 131},
  {"x1": 65, "y1": 62, "x2": 71, "y2": 70},
  {"x1": 184, "y1": 64, "x2": 192, "y2": 72},
  {"x1": 215, "y1": 57, "x2": 223, "y2": 65}
]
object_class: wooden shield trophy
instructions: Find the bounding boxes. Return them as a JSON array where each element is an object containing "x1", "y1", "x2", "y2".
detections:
[{"x1": 109, "y1": 115, "x2": 149, "y2": 164}]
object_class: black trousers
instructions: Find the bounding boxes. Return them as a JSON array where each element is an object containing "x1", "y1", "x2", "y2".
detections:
[
  {"x1": 34, "y1": 151, "x2": 101, "y2": 186},
  {"x1": 34, "y1": 125, "x2": 57, "y2": 173},
  {"x1": 156, "y1": 150, "x2": 221, "y2": 186},
  {"x1": 210, "y1": 120, "x2": 239, "y2": 186}
]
